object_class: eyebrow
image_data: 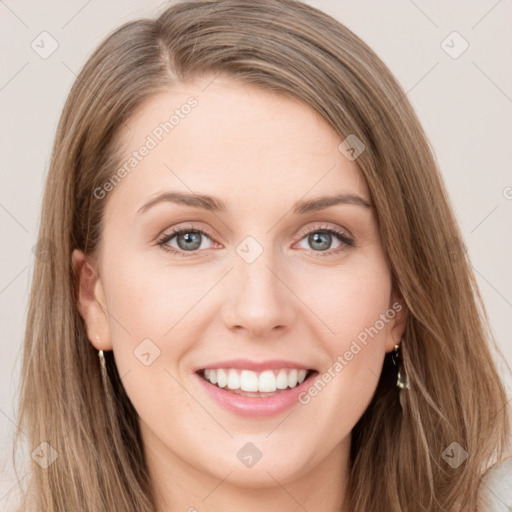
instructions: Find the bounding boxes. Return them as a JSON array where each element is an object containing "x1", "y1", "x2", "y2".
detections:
[
  {"x1": 293, "y1": 193, "x2": 372, "y2": 213},
  {"x1": 136, "y1": 191, "x2": 372, "y2": 216}
]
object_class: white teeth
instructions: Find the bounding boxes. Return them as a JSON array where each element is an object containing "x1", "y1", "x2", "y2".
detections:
[
  {"x1": 217, "y1": 369, "x2": 227, "y2": 388},
  {"x1": 240, "y1": 370, "x2": 259, "y2": 392},
  {"x1": 202, "y1": 368, "x2": 310, "y2": 392},
  {"x1": 276, "y1": 369, "x2": 289, "y2": 389},
  {"x1": 259, "y1": 370, "x2": 276, "y2": 392},
  {"x1": 227, "y1": 369, "x2": 240, "y2": 389},
  {"x1": 288, "y1": 369, "x2": 298, "y2": 388}
]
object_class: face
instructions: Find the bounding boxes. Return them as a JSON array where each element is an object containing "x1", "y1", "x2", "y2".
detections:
[{"x1": 74, "y1": 76, "x2": 405, "y2": 494}]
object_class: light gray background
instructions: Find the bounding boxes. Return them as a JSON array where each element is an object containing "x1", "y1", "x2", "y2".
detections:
[{"x1": 1, "y1": 0, "x2": 511, "y2": 507}]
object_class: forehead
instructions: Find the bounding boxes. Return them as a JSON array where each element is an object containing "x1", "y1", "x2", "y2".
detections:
[{"x1": 108, "y1": 77, "x2": 369, "y2": 215}]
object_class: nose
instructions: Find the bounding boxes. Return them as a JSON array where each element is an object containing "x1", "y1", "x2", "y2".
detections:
[{"x1": 221, "y1": 249, "x2": 297, "y2": 339}]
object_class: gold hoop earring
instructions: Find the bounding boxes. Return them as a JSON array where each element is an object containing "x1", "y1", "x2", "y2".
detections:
[{"x1": 392, "y1": 340, "x2": 410, "y2": 390}]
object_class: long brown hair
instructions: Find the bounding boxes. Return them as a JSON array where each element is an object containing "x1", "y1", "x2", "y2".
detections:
[{"x1": 14, "y1": 1, "x2": 511, "y2": 510}]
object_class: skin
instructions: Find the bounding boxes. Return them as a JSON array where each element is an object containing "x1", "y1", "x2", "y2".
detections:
[{"x1": 73, "y1": 75, "x2": 406, "y2": 512}]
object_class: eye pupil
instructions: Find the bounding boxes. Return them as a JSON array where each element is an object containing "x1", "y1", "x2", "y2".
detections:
[
  {"x1": 162, "y1": 227, "x2": 348, "y2": 256},
  {"x1": 309, "y1": 232, "x2": 331, "y2": 251},
  {"x1": 177, "y1": 232, "x2": 202, "y2": 250}
]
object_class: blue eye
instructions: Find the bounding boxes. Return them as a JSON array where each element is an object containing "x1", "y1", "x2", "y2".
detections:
[
  {"x1": 158, "y1": 228, "x2": 214, "y2": 255},
  {"x1": 295, "y1": 226, "x2": 354, "y2": 256},
  {"x1": 157, "y1": 224, "x2": 354, "y2": 257}
]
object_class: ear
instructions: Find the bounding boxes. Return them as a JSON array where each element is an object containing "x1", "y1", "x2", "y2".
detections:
[
  {"x1": 72, "y1": 249, "x2": 112, "y2": 351},
  {"x1": 384, "y1": 286, "x2": 408, "y2": 353}
]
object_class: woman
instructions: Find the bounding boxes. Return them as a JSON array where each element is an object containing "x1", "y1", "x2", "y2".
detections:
[{"x1": 13, "y1": 0, "x2": 511, "y2": 510}]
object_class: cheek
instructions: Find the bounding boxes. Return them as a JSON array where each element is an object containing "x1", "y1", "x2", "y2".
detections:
[
  {"x1": 104, "y1": 254, "x2": 216, "y2": 340},
  {"x1": 101, "y1": 251, "x2": 234, "y2": 414},
  {"x1": 292, "y1": 256, "x2": 392, "y2": 408},
  {"x1": 291, "y1": 265, "x2": 392, "y2": 440},
  {"x1": 101, "y1": 257, "x2": 205, "y2": 421},
  {"x1": 293, "y1": 255, "x2": 392, "y2": 348}
]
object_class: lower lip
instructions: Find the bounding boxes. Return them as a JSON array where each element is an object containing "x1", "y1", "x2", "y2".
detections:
[{"x1": 195, "y1": 371, "x2": 317, "y2": 417}]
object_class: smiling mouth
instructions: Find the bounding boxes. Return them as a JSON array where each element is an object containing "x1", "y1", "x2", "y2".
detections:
[{"x1": 197, "y1": 368, "x2": 318, "y2": 397}]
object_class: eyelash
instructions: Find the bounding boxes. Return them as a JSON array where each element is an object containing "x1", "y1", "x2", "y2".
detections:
[{"x1": 156, "y1": 223, "x2": 354, "y2": 258}]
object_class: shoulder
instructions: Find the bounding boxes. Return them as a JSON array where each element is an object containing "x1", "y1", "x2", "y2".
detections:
[{"x1": 477, "y1": 457, "x2": 512, "y2": 512}]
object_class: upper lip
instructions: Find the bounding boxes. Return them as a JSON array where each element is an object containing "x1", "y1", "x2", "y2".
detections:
[{"x1": 195, "y1": 359, "x2": 314, "y2": 373}]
